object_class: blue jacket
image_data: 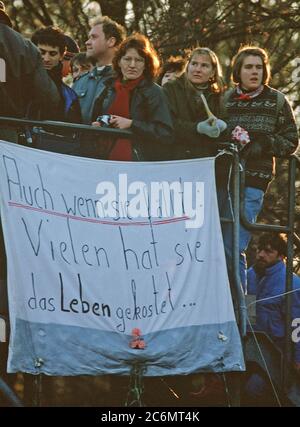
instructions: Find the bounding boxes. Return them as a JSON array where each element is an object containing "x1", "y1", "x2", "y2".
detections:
[
  {"x1": 28, "y1": 63, "x2": 81, "y2": 123},
  {"x1": 60, "y1": 83, "x2": 81, "y2": 123},
  {"x1": 72, "y1": 66, "x2": 113, "y2": 124},
  {"x1": 247, "y1": 261, "x2": 300, "y2": 363}
]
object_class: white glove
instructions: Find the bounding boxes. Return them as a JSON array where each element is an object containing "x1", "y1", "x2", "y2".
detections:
[
  {"x1": 216, "y1": 119, "x2": 227, "y2": 132},
  {"x1": 197, "y1": 117, "x2": 220, "y2": 138}
]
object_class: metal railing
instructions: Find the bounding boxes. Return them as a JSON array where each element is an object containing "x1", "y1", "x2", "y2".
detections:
[
  {"x1": 0, "y1": 116, "x2": 132, "y2": 138},
  {"x1": 240, "y1": 153, "x2": 299, "y2": 394},
  {"x1": 0, "y1": 116, "x2": 299, "y2": 405}
]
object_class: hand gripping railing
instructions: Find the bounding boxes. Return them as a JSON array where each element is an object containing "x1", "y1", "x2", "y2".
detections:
[{"x1": 0, "y1": 116, "x2": 132, "y2": 138}]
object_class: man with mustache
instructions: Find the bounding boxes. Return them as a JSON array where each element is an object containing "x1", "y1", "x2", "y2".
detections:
[{"x1": 245, "y1": 232, "x2": 300, "y2": 404}]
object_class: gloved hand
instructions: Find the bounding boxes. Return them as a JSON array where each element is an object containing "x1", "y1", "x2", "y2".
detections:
[
  {"x1": 216, "y1": 119, "x2": 227, "y2": 133},
  {"x1": 197, "y1": 117, "x2": 227, "y2": 138},
  {"x1": 197, "y1": 117, "x2": 220, "y2": 138}
]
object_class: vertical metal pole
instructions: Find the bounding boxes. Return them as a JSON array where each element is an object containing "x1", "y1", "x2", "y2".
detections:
[
  {"x1": 283, "y1": 157, "x2": 296, "y2": 392},
  {"x1": 232, "y1": 151, "x2": 247, "y2": 337},
  {"x1": 228, "y1": 150, "x2": 243, "y2": 407},
  {"x1": 232, "y1": 151, "x2": 240, "y2": 319}
]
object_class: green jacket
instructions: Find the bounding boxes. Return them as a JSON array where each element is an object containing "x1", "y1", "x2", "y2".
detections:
[{"x1": 163, "y1": 74, "x2": 224, "y2": 159}]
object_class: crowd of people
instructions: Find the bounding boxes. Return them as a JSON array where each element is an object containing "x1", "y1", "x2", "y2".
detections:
[{"x1": 0, "y1": 1, "x2": 300, "y2": 405}]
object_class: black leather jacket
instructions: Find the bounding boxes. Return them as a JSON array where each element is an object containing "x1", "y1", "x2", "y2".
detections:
[{"x1": 93, "y1": 78, "x2": 174, "y2": 161}]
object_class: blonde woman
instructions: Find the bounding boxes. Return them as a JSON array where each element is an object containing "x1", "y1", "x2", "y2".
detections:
[{"x1": 163, "y1": 47, "x2": 226, "y2": 159}]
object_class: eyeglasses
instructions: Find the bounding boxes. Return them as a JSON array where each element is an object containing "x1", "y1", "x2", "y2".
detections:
[{"x1": 121, "y1": 56, "x2": 145, "y2": 65}]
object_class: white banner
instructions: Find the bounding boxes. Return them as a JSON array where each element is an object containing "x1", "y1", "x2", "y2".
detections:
[{"x1": 0, "y1": 141, "x2": 244, "y2": 376}]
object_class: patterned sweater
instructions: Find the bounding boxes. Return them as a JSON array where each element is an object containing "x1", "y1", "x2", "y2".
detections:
[{"x1": 225, "y1": 85, "x2": 299, "y2": 191}]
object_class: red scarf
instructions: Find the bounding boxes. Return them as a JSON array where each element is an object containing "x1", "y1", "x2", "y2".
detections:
[
  {"x1": 107, "y1": 76, "x2": 144, "y2": 160},
  {"x1": 234, "y1": 85, "x2": 264, "y2": 101}
]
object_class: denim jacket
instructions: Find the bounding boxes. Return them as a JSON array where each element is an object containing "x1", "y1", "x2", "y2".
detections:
[{"x1": 72, "y1": 65, "x2": 113, "y2": 124}]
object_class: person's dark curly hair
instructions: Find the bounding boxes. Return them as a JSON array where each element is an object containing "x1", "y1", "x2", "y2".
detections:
[
  {"x1": 31, "y1": 26, "x2": 66, "y2": 54},
  {"x1": 257, "y1": 233, "x2": 287, "y2": 257}
]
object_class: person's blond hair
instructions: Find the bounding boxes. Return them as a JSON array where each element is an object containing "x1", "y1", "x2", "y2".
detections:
[
  {"x1": 90, "y1": 16, "x2": 126, "y2": 47},
  {"x1": 186, "y1": 47, "x2": 225, "y2": 93}
]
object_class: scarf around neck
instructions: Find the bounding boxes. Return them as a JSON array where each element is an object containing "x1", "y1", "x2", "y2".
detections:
[
  {"x1": 235, "y1": 84, "x2": 264, "y2": 101},
  {"x1": 107, "y1": 76, "x2": 144, "y2": 160}
]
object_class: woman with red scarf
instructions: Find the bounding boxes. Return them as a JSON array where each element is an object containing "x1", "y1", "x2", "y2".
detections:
[{"x1": 92, "y1": 33, "x2": 173, "y2": 161}]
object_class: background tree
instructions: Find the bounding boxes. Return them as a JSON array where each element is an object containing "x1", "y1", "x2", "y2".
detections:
[{"x1": 7, "y1": 1, "x2": 300, "y2": 105}]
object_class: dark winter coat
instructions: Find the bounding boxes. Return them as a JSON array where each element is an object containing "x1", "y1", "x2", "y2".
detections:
[
  {"x1": 93, "y1": 77, "x2": 174, "y2": 161},
  {"x1": 163, "y1": 73, "x2": 224, "y2": 160},
  {"x1": 0, "y1": 22, "x2": 60, "y2": 119},
  {"x1": 32, "y1": 63, "x2": 82, "y2": 123}
]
